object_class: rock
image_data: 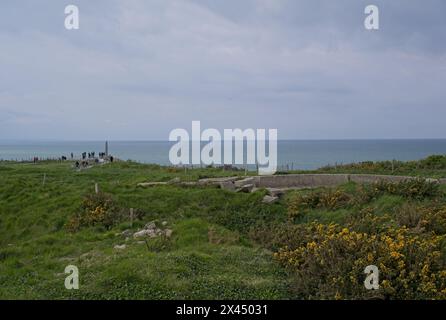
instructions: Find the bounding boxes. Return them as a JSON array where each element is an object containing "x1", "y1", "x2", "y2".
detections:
[
  {"x1": 133, "y1": 229, "x2": 152, "y2": 238},
  {"x1": 162, "y1": 221, "x2": 168, "y2": 226},
  {"x1": 134, "y1": 222, "x2": 165, "y2": 238},
  {"x1": 145, "y1": 222, "x2": 157, "y2": 230},
  {"x1": 237, "y1": 184, "x2": 254, "y2": 193},
  {"x1": 198, "y1": 176, "x2": 240, "y2": 186},
  {"x1": 266, "y1": 188, "x2": 286, "y2": 198},
  {"x1": 262, "y1": 195, "x2": 279, "y2": 204},
  {"x1": 114, "y1": 244, "x2": 126, "y2": 250},
  {"x1": 165, "y1": 229, "x2": 173, "y2": 238},
  {"x1": 219, "y1": 181, "x2": 236, "y2": 191},
  {"x1": 179, "y1": 181, "x2": 198, "y2": 186},
  {"x1": 234, "y1": 177, "x2": 255, "y2": 188},
  {"x1": 168, "y1": 177, "x2": 181, "y2": 184},
  {"x1": 136, "y1": 241, "x2": 146, "y2": 245},
  {"x1": 121, "y1": 229, "x2": 132, "y2": 237}
]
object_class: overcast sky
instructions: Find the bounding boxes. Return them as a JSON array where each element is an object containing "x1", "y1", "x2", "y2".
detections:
[{"x1": 0, "y1": 0, "x2": 445, "y2": 140}]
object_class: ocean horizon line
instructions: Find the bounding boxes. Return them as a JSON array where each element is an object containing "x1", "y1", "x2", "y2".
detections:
[{"x1": 2, "y1": 138, "x2": 446, "y2": 143}]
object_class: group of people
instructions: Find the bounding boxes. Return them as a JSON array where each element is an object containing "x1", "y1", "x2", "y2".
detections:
[
  {"x1": 81, "y1": 152, "x2": 97, "y2": 160},
  {"x1": 31, "y1": 145, "x2": 114, "y2": 166},
  {"x1": 74, "y1": 152, "x2": 114, "y2": 169}
]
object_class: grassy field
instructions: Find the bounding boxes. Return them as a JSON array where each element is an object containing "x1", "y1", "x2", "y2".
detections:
[{"x1": 1, "y1": 157, "x2": 446, "y2": 299}]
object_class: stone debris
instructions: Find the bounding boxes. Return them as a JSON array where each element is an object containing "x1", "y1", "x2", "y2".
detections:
[
  {"x1": 234, "y1": 177, "x2": 255, "y2": 188},
  {"x1": 114, "y1": 244, "x2": 127, "y2": 250},
  {"x1": 197, "y1": 176, "x2": 240, "y2": 186},
  {"x1": 236, "y1": 184, "x2": 254, "y2": 193},
  {"x1": 138, "y1": 175, "x2": 446, "y2": 194},
  {"x1": 132, "y1": 229, "x2": 147, "y2": 238},
  {"x1": 133, "y1": 228, "x2": 160, "y2": 238},
  {"x1": 262, "y1": 195, "x2": 279, "y2": 204},
  {"x1": 219, "y1": 181, "x2": 236, "y2": 191},
  {"x1": 145, "y1": 222, "x2": 157, "y2": 230},
  {"x1": 266, "y1": 188, "x2": 286, "y2": 198},
  {"x1": 168, "y1": 177, "x2": 181, "y2": 184},
  {"x1": 133, "y1": 221, "x2": 173, "y2": 239},
  {"x1": 180, "y1": 182, "x2": 198, "y2": 186},
  {"x1": 121, "y1": 229, "x2": 132, "y2": 237}
]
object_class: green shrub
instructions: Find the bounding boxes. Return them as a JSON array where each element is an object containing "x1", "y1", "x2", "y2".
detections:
[
  {"x1": 395, "y1": 203, "x2": 424, "y2": 229},
  {"x1": 144, "y1": 236, "x2": 173, "y2": 252},
  {"x1": 357, "y1": 179, "x2": 440, "y2": 203},
  {"x1": 287, "y1": 190, "x2": 352, "y2": 221},
  {"x1": 420, "y1": 155, "x2": 446, "y2": 170},
  {"x1": 318, "y1": 154, "x2": 446, "y2": 174}
]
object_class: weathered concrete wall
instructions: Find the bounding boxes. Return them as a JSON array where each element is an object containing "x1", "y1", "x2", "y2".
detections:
[
  {"x1": 348, "y1": 174, "x2": 416, "y2": 184},
  {"x1": 257, "y1": 174, "x2": 349, "y2": 188},
  {"x1": 255, "y1": 174, "x2": 445, "y2": 189}
]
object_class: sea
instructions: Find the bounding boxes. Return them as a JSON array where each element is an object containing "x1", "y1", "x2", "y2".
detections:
[{"x1": 1, "y1": 140, "x2": 446, "y2": 171}]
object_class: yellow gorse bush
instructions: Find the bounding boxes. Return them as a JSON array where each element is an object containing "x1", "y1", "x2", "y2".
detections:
[
  {"x1": 66, "y1": 192, "x2": 125, "y2": 231},
  {"x1": 274, "y1": 222, "x2": 446, "y2": 299}
]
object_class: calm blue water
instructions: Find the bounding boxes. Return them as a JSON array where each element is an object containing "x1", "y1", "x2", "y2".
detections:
[{"x1": 1, "y1": 140, "x2": 446, "y2": 170}]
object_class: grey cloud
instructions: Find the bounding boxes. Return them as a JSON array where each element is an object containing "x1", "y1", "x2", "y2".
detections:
[{"x1": 0, "y1": 0, "x2": 445, "y2": 140}]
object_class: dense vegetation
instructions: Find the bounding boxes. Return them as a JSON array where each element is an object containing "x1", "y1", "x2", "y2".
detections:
[
  {"x1": 0, "y1": 156, "x2": 445, "y2": 299},
  {"x1": 273, "y1": 180, "x2": 446, "y2": 299},
  {"x1": 305, "y1": 154, "x2": 446, "y2": 178}
]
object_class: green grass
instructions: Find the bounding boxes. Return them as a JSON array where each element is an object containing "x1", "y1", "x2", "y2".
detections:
[
  {"x1": 0, "y1": 161, "x2": 288, "y2": 299},
  {"x1": 1, "y1": 158, "x2": 445, "y2": 299}
]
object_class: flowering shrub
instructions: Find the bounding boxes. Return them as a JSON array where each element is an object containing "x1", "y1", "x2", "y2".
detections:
[
  {"x1": 419, "y1": 205, "x2": 446, "y2": 235},
  {"x1": 345, "y1": 207, "x2": 392, "y2": 234},
  {"x1": 274, "y1": 223, "x2": 446, "y2": 300},
  {"x1": 66, "y1": 193, "x2": 125, "y2": 232}
]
